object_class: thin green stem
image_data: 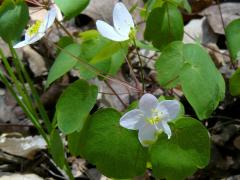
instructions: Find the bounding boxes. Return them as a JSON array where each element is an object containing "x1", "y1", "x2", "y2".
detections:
[
  {"x1": 0, "y1": 71, "x2": 49, "y2": 144},
  {"x1": 63, "y1": 162, "x2": 74, "y2": 180},
  {"x1": 0, "y1": 49, "x2": 36, "y2": 114},
  {"x1": 8, "y1": 44, "x2": 52, "y2": 133}
]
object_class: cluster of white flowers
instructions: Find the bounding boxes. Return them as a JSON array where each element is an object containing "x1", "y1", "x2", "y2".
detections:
[{"x1": 14, "y1": 1, "x2": 180, "y2": 147}]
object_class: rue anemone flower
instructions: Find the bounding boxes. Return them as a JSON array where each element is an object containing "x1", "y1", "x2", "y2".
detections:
[
  {"x1": 96, "y1": 2, "x2": 135, "y2": 42},
  {"x1": 120, "y1": 93, "x2": 180, "y2": 147},
  {"x1": 13, "y1": 6, "x2": 57, "y2": 48}
]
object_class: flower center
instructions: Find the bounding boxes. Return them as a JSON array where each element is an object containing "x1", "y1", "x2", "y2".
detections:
[
  {"x1": 27, "y1": 20, "x2": 42, "y2": 37},
  {"x1": 146, "y1": 109, "x2": 163, "y2": 125}
]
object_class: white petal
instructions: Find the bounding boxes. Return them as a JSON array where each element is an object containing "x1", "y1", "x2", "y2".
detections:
[
  {"x1": 139, "y1": 93, "x2": 158, "y2": 117},
  {"x1": 27, "y1": 33, "x2": 45, "y2": 44},
  {"x1": 161, "y1": 121, "x2": 172, "y2": 139},
  {"x1": 14, "y1": 33, "x2": 45, "y2": 48},
  {"x1": 39, "y1": 6, "x2": 57, "y2": 33},
  {"x1": 156, "y1": 100, "x2": 180, "y2": 122},
  {"x1": 113, "y1": 2, "x2": 134, "y2": 36},
  {"x1": 96, "y1": 20, "x2": 128, "y2": 41},
  {"x1": 138, "y1": 124, "x2": 158, "y2": 147},
  {"x1": 53, "y1": 4, "x2": 63, "y2": 21},
  {"x1": 13, "y1": 40, "x2": 30, "y2": 48},
  {"x1": 120, "y1": 109, "x2": 145, "y2": 130}
]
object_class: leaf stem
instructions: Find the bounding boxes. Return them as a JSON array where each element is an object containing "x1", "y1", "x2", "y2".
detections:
[
  {"x1": 0, "y1": 70, "x2": 49, "y2": 144},
  {"x1": 8, "y1": 43, "x2": 52, "y2": 133}
]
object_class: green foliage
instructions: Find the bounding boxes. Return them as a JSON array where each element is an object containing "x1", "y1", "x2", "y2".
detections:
[
  {"x1": 68, "y1": 131, "x2": 82, "y2": 156},
  {"x1": 76, "y1": 31, "x2": 128, "y2": 79},
  {"x1": 46, "y1": 43, "x2": 80, "y2": 88},
  {"x1": 155, "y1": 42, "x2": 225, "y2": 120},
  {"x1": 0, "y1": 0, "x2": 29, "y2": 42},
  {"x1": 55, "y1": 0, "x2": 89, "y2": 20},
  {"x1": 226, "y1": 19, "x2": 240, "y2": 61},
  {"x1": 79, "y1": 108, "x2": 148, "y2": 178},
  {"x1": 230, "y1": 68, "x2": 240, "y2": 96},
  {"x1": 56, "y1": 36, "x2": 74, "y2": 54},
  {"x1": 144, "y1": 0, "x2": 191, "y2": 15},
  {"x1": 150, "y1": 117, "x2": 210, "y2": 180},
  {"x1": 144, "y1": 2, "x2": 183, "y2": 50},
  {"x1": 56, "y1": 79, "x2": 98, "y2": 134},
  {"x1": 49, "y1": 129, "x2": 65, "y2": 168}
]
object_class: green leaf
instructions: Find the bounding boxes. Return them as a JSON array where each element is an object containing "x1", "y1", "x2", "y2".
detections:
[
  {"x1": 0, "y1": 0, "x2": 29, "y2": 42},
  {"x1": 155, "y1": 41, "x2": 183, "y2": 88},
  {"x1": 226, "y1": 19, "x2": 240, "y2": 61},
  {"x1": 56, "y1": 36, "x2": 74, "y2": 54},
  {"x1": 108, "y1": 45, "x2": 128, "y2": 75},
  {"x1": 181, "y1": 0, "x2": 191, "y2": 13},
  {"x1": 68, "y1": 131, "x2": 82, "y2": 156},
  {"x1": 156, "y1": 42, "x2": 225, "y2": 120},
  {"x1": 79, "y1": 108, "x2": 148, "y2": 178},
  {"x1": 91, "y1": 42, "x2": 123, "y2": 62},
  {"x1": 55, "y1": 0, "x2": 89, "y2": 20},
  {"x1": 76, "y1": 34, "x2": 127, "y2": 79},
  {"x1": 49, "y1": 129, "x2": 65, "y2": 168},
  {"x1": 76, "y1": 35, "x2": 110, "y2": 79},
  {"x1": 230, "y1": 68, "x2": 240, "y2": 96},
  {"x1": 56, "y1": 79, "x2": 98, "y2": 134},
  {"x1": 135, "y1": 40, "x2": 159, "y2": 51},
  {"x1": 46, "y1": 43, "x2": 80, "y2": 88},
  {"x1": 144, "y1": 3, "x2": 184, "y2": 50},
  {"x1": 150, "y1": 117, "x2": 210, "y2": 180},
  {"x1": 181, "y1": 44, "x2": 225, "y2": 119}
]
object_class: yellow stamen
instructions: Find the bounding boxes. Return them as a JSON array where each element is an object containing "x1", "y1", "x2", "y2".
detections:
[
  {"x1": 27, "y1": 20, "x2": 42, "y2": 37},
  {"x1": 146, "y1": 109, "x2": 163, "y2": 125}
]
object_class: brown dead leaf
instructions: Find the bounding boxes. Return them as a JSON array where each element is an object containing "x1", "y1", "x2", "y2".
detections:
[
  {"x1": 200, "y1": 3, "x2": 240, "y2": 34},
  {"x1": 0, "y1": 174, "x2": 43, "y2": 180},
  {"x1": 0, "y1": 135, "x2": 47, "y2": 159}
]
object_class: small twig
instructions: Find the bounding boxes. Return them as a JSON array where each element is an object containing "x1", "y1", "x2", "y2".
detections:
[
  {"x1": 104, "y1": 80, "x2": 128, "y2": 109},
  {"x1": 98, "y1": 91, "x2": 131, "y2": 95},
  {"x1": 45, "y1": 37, "x2": 141, "y2": 92},
  {"x1": 216, "y1": 0, "x2": 225, "y2": 31},
  {"x1": 184, "y1": 31, "x2": 231, "y2": 58},
  {"x1": 119, "y1": 43, "x2": 141, "y2": 93},
  {"x1": 55, "y1": 20, "x2": 74, "y2": 39}
]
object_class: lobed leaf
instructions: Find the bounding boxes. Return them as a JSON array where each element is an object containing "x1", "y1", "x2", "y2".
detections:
[
  {"x1": 155, "y1": 42, "x2": 225, "y2": 119},
  {"x1": 79, "y1": 108, "x2": 148, "y2": 178},
  {"x1": 150, "y1": 117, "x2": 210, "y2": 180}
]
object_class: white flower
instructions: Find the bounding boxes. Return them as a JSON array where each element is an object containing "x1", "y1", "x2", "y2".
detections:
[
  {"x1": 96, "y1": 2, "x2": 135, "y2": 42},
  {"x1": 120, "y1": 93, "x2": 180, "y2": 147},
  {"x1": 50, "y1": 0, "x2": 63, "y2": 21},
  {"x1": 13, "y1": 6, "x2": 57, "y2": 48}
]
